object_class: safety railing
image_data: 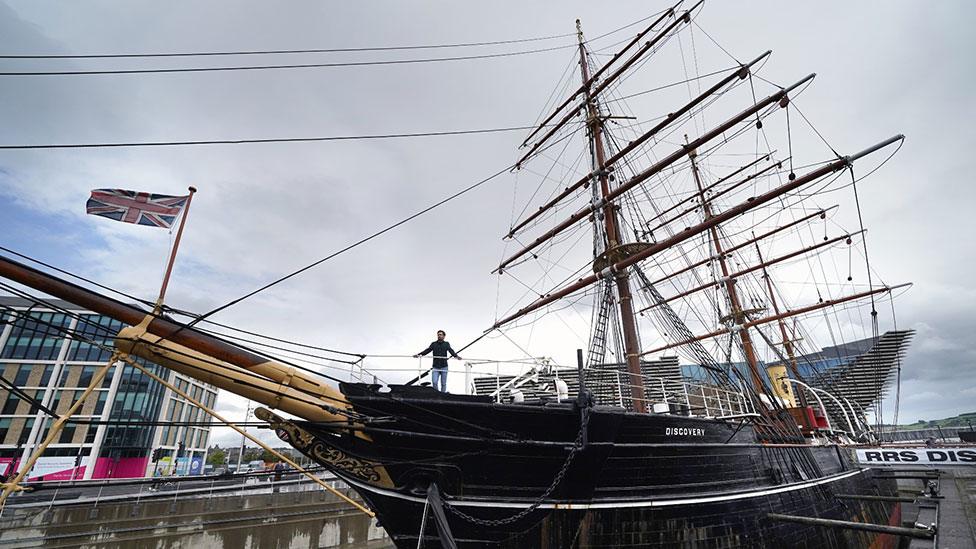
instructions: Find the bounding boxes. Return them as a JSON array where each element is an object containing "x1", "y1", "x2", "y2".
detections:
[
  {"x1": 345, "y1": 354, "x2": 552, "y2": 394},
  {"x1": 341, "y1": 356, "x2": 755, "y2": 420},
  {"x1": 569, "y1": 371, "x2": 755, "y2": 419}
]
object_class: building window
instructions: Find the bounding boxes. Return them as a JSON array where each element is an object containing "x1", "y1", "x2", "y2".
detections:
[
  {"x1": 78, "y1": 366, "x2": 98, "y2": 387},
  {"x1": 26, "y1": 390, "x2": 44, "y2": 414},
  {"x1": 0, "y1": 313, "x2": 70, "y2": 361},
  {"x1": 39, "y1": 419, "x2": 53, "y2": 441},
  {"x1": 2, "y1": 395, "x2": 20, "y2": 415},
  {"x1": 0, "y1": 418, "x2": 10, "y2": 441},
  {"x1": 13, "y1": 365, "x2": 31, "y2": 387},
  {"x1": 93, "y1": 391, "x2": 108, "y2": 415},
  {"x1": 83, "y1": 426, "x2": 96, "y2": 444},
  {"x1": 15, "y1": 419, "x2": 34, "y2": 445},
  {"x1": 39, "y1": 365, "x2": 55, "y2": 386},
  {"x1": 59, "y1": 425, "x2": 76, "y2": 444},
  {"x1": 67, "y1": 315, "x2": 123, "y2": 362}
]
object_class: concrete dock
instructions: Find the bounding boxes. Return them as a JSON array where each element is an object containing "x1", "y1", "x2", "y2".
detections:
[
  {"x1": 899, "y1": 467, "x2": 976, "y2": 549},
  {"x1": 0, "y1": 476, "x2": 391, "y2": 549},
  {"x1": 0, "y1": 467, "x2": 973, "y2": 548}
]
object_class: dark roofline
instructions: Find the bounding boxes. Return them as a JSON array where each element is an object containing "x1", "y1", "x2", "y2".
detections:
[{"x1": 0, "y1": 294, "x2": 142, "y2": 313}]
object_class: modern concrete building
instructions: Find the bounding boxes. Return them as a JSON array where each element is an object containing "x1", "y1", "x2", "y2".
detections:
[
  {"x1": 0, "y1": 297, "x2": 216, "y2": 480},
  {"x1": 786, "y1": 329, "x2": 915, "y2": 432}
]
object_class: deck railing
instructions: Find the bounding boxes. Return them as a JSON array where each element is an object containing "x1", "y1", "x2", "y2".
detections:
[{"x1": 342, "y1": 356, "x2": 755, "y2": 419}]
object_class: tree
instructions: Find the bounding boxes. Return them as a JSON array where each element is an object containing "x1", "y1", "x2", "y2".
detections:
[
  {"x1": 242, "y1": 447, "x2": 264, "y2": 462},
  {"x1": 207, "y1": 448, "x2": 226, "y2": 467}
]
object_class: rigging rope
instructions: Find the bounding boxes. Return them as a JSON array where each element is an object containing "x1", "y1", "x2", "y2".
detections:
[
  {"x1": 0, "y1": 291, "x2": 507, "y2": 441},
  {"x1": 0, "y1": 43, "x2": 579, "y2": 77},
  {"x1": 0, "y1": 124, "x2": 559, "y2": 150},
  {"x1": 181, "y1": 164, "x2": 514, "y2": 331},
  {"x1": 0, "y1": 34, "x2": 580, "y2": 60}
]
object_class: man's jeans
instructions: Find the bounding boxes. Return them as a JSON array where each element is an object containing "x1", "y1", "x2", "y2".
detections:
[{"x1": 432, "y1": 366, "x2": 448, "y2": 392}]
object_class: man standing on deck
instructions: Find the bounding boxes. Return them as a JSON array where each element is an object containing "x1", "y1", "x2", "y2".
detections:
[{"x1": 414, "y1": 330, "x2": 461, "y2": 392}]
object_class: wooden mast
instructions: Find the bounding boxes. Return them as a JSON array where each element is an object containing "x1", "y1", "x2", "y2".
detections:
[
  {"x1": 495, "y1": 73, "x2": 816, "y2": 273},
  {"x1": 506, "y1": 49, "x2": 772, "y2": 241},
  {"x1": 0, "y1": 255, "x2": 354, "y2": 425},
  {"x1": 686, "y1": 142, "x2": 766, "y2": 393},
  {"x1": 754, "y1": 240, "x2": 806, "y2": 404},
  {"x1": 638, "y1": 230, "x2": 862, "y2": 309},
  {"x1": 490, "y1": 134, "x2": 903, "y2": 330},
  {"x1": 519, "y1": 3, "x2": 683, "y2": 148},
  {"x1": 577, "y1": 20, "x2": 647, "y2": 412},
  {"x1": 640, "y1": 284, "x2": 905, "y2": 356},
  {"x1": 650, "y1": 207, "x2": 834, "y2": 286}
]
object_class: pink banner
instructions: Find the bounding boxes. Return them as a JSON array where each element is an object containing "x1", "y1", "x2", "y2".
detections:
[
  {"x1": 90, "y1": 457, "x2": 149, "y2": 479},
  {"x1": 0, "y1": 458, "x2": 15, "y2": 477}
]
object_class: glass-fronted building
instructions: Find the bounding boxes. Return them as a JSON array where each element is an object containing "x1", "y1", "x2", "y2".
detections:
[{"x1": 0, "y1": 296, "x2": 217, "y2": 480}]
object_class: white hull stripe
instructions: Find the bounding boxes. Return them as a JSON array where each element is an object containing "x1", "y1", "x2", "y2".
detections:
[{"x1": 339, "y1": 468, "x2": 868, "y2": 510}]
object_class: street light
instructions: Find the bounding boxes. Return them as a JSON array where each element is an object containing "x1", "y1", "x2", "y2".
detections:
[{"x1": 236, "y1": 401, "x2": 251, "y2": 473}]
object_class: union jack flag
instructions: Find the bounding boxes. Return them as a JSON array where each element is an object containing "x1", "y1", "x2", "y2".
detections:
[{"x1": 86, "y1": 189, "x2": 189, "y2": 229}]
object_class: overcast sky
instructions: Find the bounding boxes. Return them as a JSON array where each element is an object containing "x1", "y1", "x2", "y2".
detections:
[{"x1": 0, "y1": 1, "x2": 973, "y2": 448}]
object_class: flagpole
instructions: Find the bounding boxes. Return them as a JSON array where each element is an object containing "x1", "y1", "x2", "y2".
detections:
[{"x1": 155, "y1": 186, "x2": 196, "y2": 312}]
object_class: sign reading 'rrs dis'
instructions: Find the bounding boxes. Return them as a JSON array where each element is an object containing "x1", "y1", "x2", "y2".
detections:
[{"x1": 855, "y1": 448, "x2": 976, "y2": 465}]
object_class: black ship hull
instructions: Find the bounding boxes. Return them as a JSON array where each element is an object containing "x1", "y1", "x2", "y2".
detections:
[{"x1": 268, "y1": 384, "x2": 900, "y2": 548}]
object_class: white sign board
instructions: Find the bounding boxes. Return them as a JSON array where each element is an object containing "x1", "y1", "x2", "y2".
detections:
[
  {"x1": 855, "y1": 448, "x2": 976, "y2": 465},
  {"x1": 27, "y1": 456, "x2": 89, "y2": 479}
]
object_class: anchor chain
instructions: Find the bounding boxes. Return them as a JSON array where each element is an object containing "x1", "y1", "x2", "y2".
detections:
[{"x1": 442, "y1": 407, "x2": 590, "y2": 527}]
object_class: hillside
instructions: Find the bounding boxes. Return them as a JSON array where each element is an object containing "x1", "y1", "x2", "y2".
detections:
[{"x1": 899, "y1": 411, "x2": 976, "y2": 430}]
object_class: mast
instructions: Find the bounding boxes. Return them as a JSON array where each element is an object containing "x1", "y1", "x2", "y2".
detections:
[
  {"x1": 686, "y1": 142, "x2": 766, "y2": 393},
  {"x1": 640, "y1": 284, "x2": 906, "y2": 356},
  {"x1": 650, "y1": 207, "x2": 834, "y2": 286},
  {"x1": 506, "y1": 49, "x2": 771, "y2": 240},
  {"x1": 490, "y1": 134, "x2": 904, "y2": 335},
  {"x1": 577, "y1": 20, "x2": 646, "y2": 413},
  {"x1": 519, "y1": 3, "x2": 683, "y2": 149},
  {"x1": 0, "y1": 254, "x2": 354, "y2": 425},
  {"x1": 640, "y1": 230, "x2": 862, "y2": 309},
  {"x1": 754, "y1": 241, "x2": 802, "y2": 381},
  {"x1": 496, "y1": 72, "x2": 816, "y2": 273}
]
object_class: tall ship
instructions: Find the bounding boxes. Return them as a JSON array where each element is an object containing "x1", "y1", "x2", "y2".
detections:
[{"x1": 0, "y1": 2, "x2": 916, "y2": 547}]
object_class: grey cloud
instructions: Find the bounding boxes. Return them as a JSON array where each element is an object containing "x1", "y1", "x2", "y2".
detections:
[{"x1": 0, "y1": 1, "x2": 973, "y2": 426}]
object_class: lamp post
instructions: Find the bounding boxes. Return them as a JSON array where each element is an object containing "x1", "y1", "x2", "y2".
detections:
[{"x1": 235, "y1": 401, "x2": 251, "y2": 473}]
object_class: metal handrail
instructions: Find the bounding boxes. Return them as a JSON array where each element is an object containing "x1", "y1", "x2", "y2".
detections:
[
  {"x1": 471, "y1": 366, "x2": 750, "y2": 419},
  {"x1": 347, "y1": 356, "x2": 752, "y2": 420}
]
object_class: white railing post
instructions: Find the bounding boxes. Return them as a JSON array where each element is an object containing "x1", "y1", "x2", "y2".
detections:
[
  {"x1": 495, "y1": 362, "x2": 501, "y2": 403},
  {"x1": 682, "y1": 382, "x2": 691, "y2": 416},
  {"x1": 617, "y1": 371, "x2": 624, "y2": 408},
  {"x1": 465, "y1": 362, "x2": 472, "y2": 395},
  {"x1": 700, "y1": 386, "x2": 708, "y2": 417}
]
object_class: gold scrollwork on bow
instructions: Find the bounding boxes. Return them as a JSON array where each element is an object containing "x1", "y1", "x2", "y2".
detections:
[{"x1": 255, "y1": 407, "x2": 390, "y2": 486}]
